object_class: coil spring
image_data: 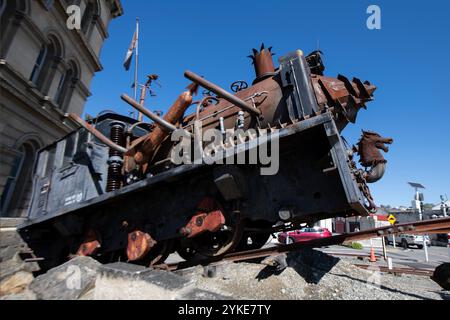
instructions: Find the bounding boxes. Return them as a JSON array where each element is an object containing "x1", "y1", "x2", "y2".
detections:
[
  {"x1": 106, "y1": 122, "x2": 125, "y2": 192},
  {"x1": 107, "y1": 163, "x2": 122, "y2": 192},
  {"x1": 109, "y1": 124, "x2": 125, "y2": 157}
]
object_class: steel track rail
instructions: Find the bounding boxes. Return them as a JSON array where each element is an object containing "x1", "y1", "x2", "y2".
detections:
[
  {"x1": 158, "y1": 217, "x2": 450, "y2": 271},
  {"x1": 354, "y1": 264, "x2": 434, "y2": 276}
]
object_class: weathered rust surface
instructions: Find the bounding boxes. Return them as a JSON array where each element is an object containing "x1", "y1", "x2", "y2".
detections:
[
  {"x1": 76, "y1": 230, "x2": 101, "y2": 257},
  {"x1": 184, "y1": 71, "x2": 262, "y2": 116},
  {"x1": 311, "y1": 74, "x2": 377, "y2": 127},
  {"x1": 249, "y1": 44, "x2": 276, "y2": 83},
  {"x1": 356, "y1": 131, "x2": 393, "y2": 167},
  {"x1": 180, "y1": 198, "x2": 226, "y2": 238},
  {"x1": 183, "y1": 76, "x2": 282, "y2": 131},
  {"x1": 126, "y1": 230, "x2": 157, "y2": 261},
  {"x1": 128, "y1": 83, "x2": 198, "y2": 165}
]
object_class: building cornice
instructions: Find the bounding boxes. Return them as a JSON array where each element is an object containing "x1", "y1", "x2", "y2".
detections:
[{"x1": 111, "y1": 0, "x2": 124, "y2": 17}]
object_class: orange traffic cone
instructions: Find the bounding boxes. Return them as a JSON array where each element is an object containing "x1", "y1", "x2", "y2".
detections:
[{"x1": 369, "y1": 245, "x2": 377, "y2": 263}]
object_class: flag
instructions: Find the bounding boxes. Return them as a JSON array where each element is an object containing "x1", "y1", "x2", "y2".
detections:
[{"x1": 123, "y1": 29, "x2": 137, "y2": 71}]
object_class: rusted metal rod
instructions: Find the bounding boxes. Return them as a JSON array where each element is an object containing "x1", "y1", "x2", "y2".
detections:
[
  {"x1": 121, "y1": 94, "x2": 178, "y2": 132},
  {"x1": 354, "y1": 264, "x2": 434, "y2": 277},
  {"x1": 184, "y1": 70, "x2": 262, "y2": 116},
  {"x1": 68, "y1": 113, "x2": 128, "y2": 153}
]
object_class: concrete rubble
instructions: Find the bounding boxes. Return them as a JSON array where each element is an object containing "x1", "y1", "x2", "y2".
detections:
[{"x1": 1, "y1": 229, "x2": 449, "y2": 300}]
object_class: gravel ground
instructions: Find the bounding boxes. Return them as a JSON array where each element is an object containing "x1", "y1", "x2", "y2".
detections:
[{"x1": 188, "y1": 250, "x2": 450, "y2": 300}]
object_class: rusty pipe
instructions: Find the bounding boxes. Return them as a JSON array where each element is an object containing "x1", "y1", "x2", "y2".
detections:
[
  {"x1": 132, "y1": 84, "x2": 198, "y2": 165},
  {"x1": 121, "y1": 94, "x2": 178, "y2": 132},
  {"x1": 364, "y1": 162, "x2": 386, "y2": 183},
  {"x1": 195, "y1": 96, "x2": 219, "y2": 121},
  {"x1": 184, "y1": 70, "x2": 262, "y2": 116},
  {"x1": 68, "y1": 113, "x2": 128, "y2": 153}
]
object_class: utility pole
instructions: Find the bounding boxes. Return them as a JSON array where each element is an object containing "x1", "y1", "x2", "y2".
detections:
[
  {"x1": 441, "y1": 195, "x2": 447, "y2": 217},
  {"x1": 137, "y1": 74, "x2": 160, "y2": 122},
  {"x1": 408, "y1": 182, "x2": 425, "y2": 220},
  {"x1": 408, "y1": 182, "x2": 428, "y2": 262}
]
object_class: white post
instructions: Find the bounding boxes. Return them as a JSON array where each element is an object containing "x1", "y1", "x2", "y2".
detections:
[
  {"x1": 382, "y1": 236, "x2": 387, "y2": 260},
  {"x1": 417, "y1": 190, "x2": 423, "y2": 221},
  {"x1": 442, "y1": 196, "x2": 447, "y2": 217},
  {"x1": 387, "y1": 257, "x2": 393, "y2": 270},
  {"x1": 392, "y1": 234, "x2": 396, "y2": 248},
  {"x1": 423, "y1": 235, "x2": 429, "y2": 262},
  {"x1": 447, "y1": 233, "x2": 450, "y2": 260}
]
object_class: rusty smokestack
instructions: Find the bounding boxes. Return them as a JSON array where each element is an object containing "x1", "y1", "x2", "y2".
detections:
[{"x1": 248, "y1": 43, "x2": 276, "y2": 84}]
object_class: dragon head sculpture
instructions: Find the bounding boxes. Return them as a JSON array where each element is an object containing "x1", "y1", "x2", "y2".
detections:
[{"x1": 356, "y1": 130, "x2": 393, "y2": 168}]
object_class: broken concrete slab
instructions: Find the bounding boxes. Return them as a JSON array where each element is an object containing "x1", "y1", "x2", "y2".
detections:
[
  {"x1": 0, "y1": 229, "x2": 26, "y2": 249},
  {"x1": 0, "y1": 271, "x2": 34, "y2": 296},
  {"x1": 94, "y1": 262, "x2": 193, "y2": 300},
  {"x1": 29, "y1": 256, "x2": 100, "y2": 300},
  {"x1": 0, "y1": 289, "x2": 37, "y2": 300},
  {"x1": 0, "y1": 253, "x2": 39, "y2": 281}
]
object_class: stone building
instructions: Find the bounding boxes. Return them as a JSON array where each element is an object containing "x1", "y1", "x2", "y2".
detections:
[{"x1": 0, "y1": 0, "x2": 123, "y2": 218}]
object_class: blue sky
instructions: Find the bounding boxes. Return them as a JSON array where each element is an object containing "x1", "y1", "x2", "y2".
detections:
[{"x1": 85, "y1": 0, "x2": 450, "y2": 207}]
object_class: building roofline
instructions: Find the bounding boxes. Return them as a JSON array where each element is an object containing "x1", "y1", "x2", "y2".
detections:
[{"x1": 111, "y1": 0, "x2": 124, "y2": 18}]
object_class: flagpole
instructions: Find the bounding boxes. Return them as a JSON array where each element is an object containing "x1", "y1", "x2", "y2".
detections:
[{"x1": 134, "y1": 17, "x2": 142, "y2": 121}]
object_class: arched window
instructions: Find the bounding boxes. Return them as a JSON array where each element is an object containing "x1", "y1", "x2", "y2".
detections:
[
  {"x1": 30, "y1": 34, "x2": 63, "y2": 92},
  {"x1": 30, "y1": 45, "x2": 47, "y2": 84},
  {"x1": 55, "y1": 61, "x2": 79, "y2": 110},
  {"x1": 0, "y1": 139, "x2": 40, "y2": 218},
  {"x1": 81, "y1": 0, "x2": 99, "y2": 36},
  {"x1": 0, "y1": 0, "x2": 6, "y2": 17}
]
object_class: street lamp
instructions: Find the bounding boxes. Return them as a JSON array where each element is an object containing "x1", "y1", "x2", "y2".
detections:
[
  {"x1": 408, "y1": 182, "x2": 425, "y2": 220},
  {"x1": 408, "y1": 182, "x2": 429, "y2": 262}
]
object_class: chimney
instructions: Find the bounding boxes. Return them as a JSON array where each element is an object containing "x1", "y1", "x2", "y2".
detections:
[{"x1": 248, "y1": 43, "x2": 275, "y2": 84}]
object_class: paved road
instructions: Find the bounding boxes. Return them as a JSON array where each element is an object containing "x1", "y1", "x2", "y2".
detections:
[
  {"x1": 166, "y1": 241, "x2": 449, "y2": 270},
  {"x1": 319, "y1": 244, "x2": 449, "y2": 270}
]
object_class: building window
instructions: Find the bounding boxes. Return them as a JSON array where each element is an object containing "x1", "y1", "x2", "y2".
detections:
[
  {"x1": 55, "y1": 68, "x2": 73, "y2": 108},
  {"x1": 54, "y1": 61, "x2": 78, "y2": 110},
  {"x1": 55, "y1": 70, "x2": 68, "y2": 105},
  {"x1": 0, "y1": 150, "x2": 25, "y2": 216},
  {"x1": 0, "y1": 140, "x2": 40, "y2": 218},
  {"x1": 0, "y1": 0, "x2": 6, "y2": 17},
  {"x1": 30, "y1": 45, "x2": 47, "y2": 84},
  {"x1": 81, "y1": 0, "x2": 99, "y2": 36},
  {"x1": 41, "y1": 0, "x2": 54, "y2": 10},
  {"x1": 29, "y1": 34, "x2": 64, "y2": 92}
]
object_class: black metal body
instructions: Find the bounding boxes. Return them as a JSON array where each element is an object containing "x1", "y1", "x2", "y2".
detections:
[{"x1": 18, "y1": 51, "x2": 372, "y2": 269}]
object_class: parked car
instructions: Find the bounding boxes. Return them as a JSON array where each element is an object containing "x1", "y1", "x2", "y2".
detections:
[
  {"x1": 387, "y1": 234, "x2": 431, "y2": 249},
  {"x1": 278, "y1": 227, "x2": 332, "y2": 244}
]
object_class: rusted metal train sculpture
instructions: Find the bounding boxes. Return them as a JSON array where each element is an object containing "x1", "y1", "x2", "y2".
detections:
[{"x1": 18, "y1": 45, "x2": 393, "y2": 270}]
